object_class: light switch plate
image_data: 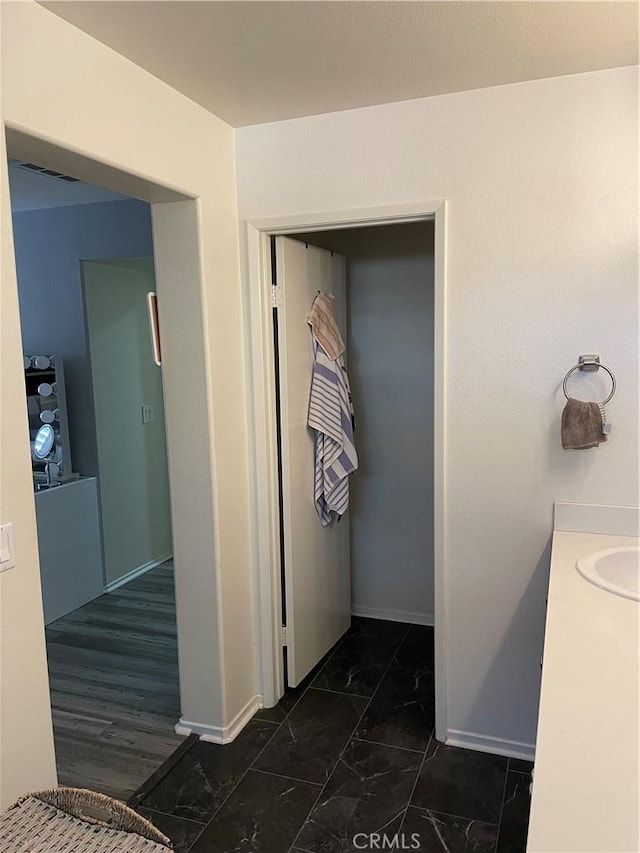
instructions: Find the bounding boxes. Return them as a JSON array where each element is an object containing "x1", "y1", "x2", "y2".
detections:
[
  {"x1": 0, "y1": 522, "x2": 16, "y2": 572},
  {"x1": 141, "y1": 404, "x2": 155, "y2": 424}
]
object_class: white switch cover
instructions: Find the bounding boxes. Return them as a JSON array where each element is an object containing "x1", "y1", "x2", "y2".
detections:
[{"x1": 0, "y1": 523, "x2": 16, "y2": 572}]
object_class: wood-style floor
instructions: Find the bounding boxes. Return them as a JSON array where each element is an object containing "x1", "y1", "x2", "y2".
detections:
[{"x1": 45, "y1": 561, "x2": 185, "y2": 802}]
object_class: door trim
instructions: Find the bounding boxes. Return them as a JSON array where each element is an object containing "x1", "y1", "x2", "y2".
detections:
[
  {"x1": 245, "y1": 200, "x2": 448, "y2": 741},
  {"x1": 4, "y1": 127, "x2": 229, "y2": 752}
]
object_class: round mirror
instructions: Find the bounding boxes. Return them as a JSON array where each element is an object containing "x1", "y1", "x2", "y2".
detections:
[{"x1": 34, "y1": 425, "x2": 55, "y2": 459}]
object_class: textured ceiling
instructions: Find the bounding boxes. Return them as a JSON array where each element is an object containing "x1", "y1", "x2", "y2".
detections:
[{"x1": 41, "y1": 1, "x2": 638, "y2": 127}]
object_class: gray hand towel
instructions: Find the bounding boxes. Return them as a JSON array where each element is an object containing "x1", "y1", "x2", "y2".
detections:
[{"x1": 561, "y1": 398, "x2": 607, "y2": 449}]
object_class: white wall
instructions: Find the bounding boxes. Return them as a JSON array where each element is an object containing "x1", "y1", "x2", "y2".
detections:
[
  {"x1": 84, "y1": 258, "x2": 172, "y2": 586},
  {"x1": 236, "y1": 67, "x2": 639, "y2": 752},
  {"x1": 298, "y1": 224, "x2": 435, "y2": 624},
  {"x1": 0, "y1": 125, "x2": 58, "y2": 807},
  {"x1": 0, "y1": 2, "x2": 256, "y2": 806}
]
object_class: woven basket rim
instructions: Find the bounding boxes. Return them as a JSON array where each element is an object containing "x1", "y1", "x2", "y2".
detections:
[{"x1": 8, "y1": 788, "x2": 172, "y2": 849}]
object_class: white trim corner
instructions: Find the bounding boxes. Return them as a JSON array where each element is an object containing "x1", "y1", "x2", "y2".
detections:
[
  {"x1": 443, "y1": 728, "x2": 535, "y2": 762},
  {"x1": 351, "y1": 606, "x2": 434, "y2": 627},
  {"x1": 175, "y1": 694, "x2": 263, "y2": 744},
  {"x1": 103, "y1": 552, "x2": 173, "y2": 593}
]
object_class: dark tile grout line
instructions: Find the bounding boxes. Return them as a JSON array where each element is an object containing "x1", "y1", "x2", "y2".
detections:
[
  {"x1": 495, "y1": 767, "x2": 532, "y2": 853},
  {"x1": 350, "y1": 735, "x2": 423, "y2": 754},
  {"x1": 395, "y1": 726, "x2": 434, "y2": 838},
  {"x1": 399, "y1": 750, "x2": 517, "y2": 853},
  {"x1": 274, "y1": 624, "x2": 356, "y2": 717},
  {"x1": 304, "y1": 621, "x2": 373, "y2": 686},
  {"x1": 309, "y1": 686, "x2": 372, "y2": 700},
  {"x1": 135, "y1": 621, "x2": 427, "y2": 852},
  {"x1": 286, "y1": 621, "x2": 515, "y2": 847},
  {"x1": 251, "y1": 767, "x2": 323, "y2": 788},
  {"x1": 138, "y1": 804, "x2": 206, "y2": 829},
  {"x1": 286, "y1": 622, "x2": 413, "y2": 852},
  {"x1": 135, "y1": 626, "x2": 357, "y2": 849},
  {"x1": 180, "y1": 713, "x2": 286, "y2": 851},
  {"x1": 128, "y1": 734, "x2": 199, "y2": 808},
  {"x1": 130, "y1": 722, "x2": 282, "y2": 848},
  {"x1": 137, "y1": 625, "x2": 358, "y2": 843},
  {"x1": 133, "y1": 618, "x2": 529, "y2": 852},
  {"x1": 183, "y1": 616, "x2": 401, "y2": 851},
  {"x1": 508, "y1": 768, "x2": 532, "y2": 780},
  {"x1": 267, "y1": 615, "x2": 404, "y2": 716},
  {"x1": 260, "y1": 623, "x2": 418, "y2": 851},
  {"x1": 388, "y1": 663, "x2": 435, "y2": 674},
  {"x1": 493, "y1": 756, "x2": 514, "y2": 853},
  {"x1": 508, "y1": 759, "x2": 533, "y2": 777},
  {"x1": 407, "y1": 804, "x2": 500, "y2": 828}
]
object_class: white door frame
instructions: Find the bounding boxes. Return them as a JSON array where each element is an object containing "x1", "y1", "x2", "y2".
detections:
[
  {"x1": 245, "y1": 200, "x2": 448, "y2": 741},
  {"x1": 5, "y1": 128, "x2": 227, "y2": 744}
]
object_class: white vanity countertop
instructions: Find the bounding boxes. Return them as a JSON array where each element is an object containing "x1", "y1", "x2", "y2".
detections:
[{"x1": 527, "y1": 530, "x2": 639, "y2": 853}]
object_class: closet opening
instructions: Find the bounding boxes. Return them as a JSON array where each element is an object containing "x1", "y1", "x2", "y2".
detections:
[{"x1": 246, "y1": 201, "x2": 446, "y2": 741}]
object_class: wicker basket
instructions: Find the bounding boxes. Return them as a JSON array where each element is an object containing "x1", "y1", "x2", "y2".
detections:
[{"x1": 0, "y1": 788, "x2": 173, "y2": 852}]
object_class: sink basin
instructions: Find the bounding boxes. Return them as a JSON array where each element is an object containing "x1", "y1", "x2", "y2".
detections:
[{"x1": 576, "y1": 546, "x2": 640, "y2": 601}]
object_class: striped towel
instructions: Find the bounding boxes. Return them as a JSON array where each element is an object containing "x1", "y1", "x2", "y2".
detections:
[
  {"x1": 308, "y1": 293, "x2": 345, "y2": 360},
  {"x1": 308, "y1": 336, "x2": 358, "y2": 527}
]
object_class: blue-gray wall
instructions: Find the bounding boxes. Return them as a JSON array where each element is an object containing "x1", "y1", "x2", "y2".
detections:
[{"x1": 12, "y1": 199, "x2": 154, "y2": 477}]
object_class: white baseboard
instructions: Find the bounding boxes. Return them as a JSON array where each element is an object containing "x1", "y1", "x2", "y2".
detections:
[
  {"x1": 103, "y1": 552, "x2": 173, "y2": 593},
  {"x1": 175, "y1": 694, "x2": 263, "y2": 744},
  {"x1": 444, "y1": 728, "x2": 535, "y2": 762},
  {"x1": 351, "y1": 605, "x2": 434, "y2": 627}
]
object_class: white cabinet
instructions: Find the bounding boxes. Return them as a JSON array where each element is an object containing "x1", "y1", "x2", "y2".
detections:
[{"x1": 35, "y1": 478, "x2": 103, "y2": 625}]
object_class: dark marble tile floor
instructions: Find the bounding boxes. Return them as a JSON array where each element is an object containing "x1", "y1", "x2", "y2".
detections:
[{"x1": 130, "y1": 617, "x2": 531, "y2": 852}]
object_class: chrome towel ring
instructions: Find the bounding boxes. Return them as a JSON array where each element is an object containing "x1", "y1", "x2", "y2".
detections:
[{"x1": 563, "y1": 354, "x2": 616, "y2": 404}]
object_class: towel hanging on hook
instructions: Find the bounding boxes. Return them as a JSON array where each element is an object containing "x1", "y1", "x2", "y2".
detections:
[{"x1": 308, "y1": 292, "x2": 344, "y2": 360}]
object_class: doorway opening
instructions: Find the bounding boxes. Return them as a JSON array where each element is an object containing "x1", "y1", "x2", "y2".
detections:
[
  {"x1": 246, "y1": 201, "x2": 447, "y2": 740},
  {"x1": 8, "y1": 159, "x2": 182, "y2": 798}
]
